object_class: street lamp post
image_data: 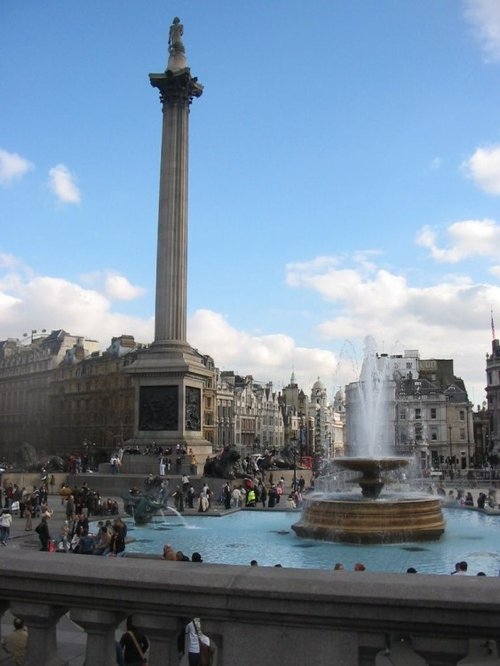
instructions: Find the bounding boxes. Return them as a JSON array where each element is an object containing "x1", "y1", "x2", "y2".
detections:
[
  {"x1": 466, "y1": 404, "x2": 471, "y2": 470},
  {"x1": 448, "y1": 425, "x2": 453, "y2": 474},
  {"x1": 291, "y1": 436, "x2": 298, "y2": 491}
]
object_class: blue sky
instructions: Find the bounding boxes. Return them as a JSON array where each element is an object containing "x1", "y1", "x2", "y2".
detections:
[{"x1": 2, "y1": 0, "x2": 500, "y2": 404}]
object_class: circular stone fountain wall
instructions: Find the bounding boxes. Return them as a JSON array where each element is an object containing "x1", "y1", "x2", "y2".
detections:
[
  {"x1": 292, "y1": 458, "x2": 445, "y2": 544},
  {"x1": 292, "y1": 495, "x2": 445, "y2": 544}
]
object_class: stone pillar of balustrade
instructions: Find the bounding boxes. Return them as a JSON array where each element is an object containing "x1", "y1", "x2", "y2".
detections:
[
  {"x1": 202, "y1": 621, "x2": 222, "y2": 666},
  {"x1": 9, "y1": 602, "x2": 67, "y2": 666},
  {"x1": 0, "y1": 602, "x2": 10, "y2": 642},
  {"x1": 131, "y1": 613, "x2": 181, "y2": 666},
  {"x1": 70, "y1": 608, "x2": 125, "y2": 666}
]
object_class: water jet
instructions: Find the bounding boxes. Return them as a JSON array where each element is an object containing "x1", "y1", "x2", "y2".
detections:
[{"x1": 292, "y1": 337, "x2": 445, "y2": 544}]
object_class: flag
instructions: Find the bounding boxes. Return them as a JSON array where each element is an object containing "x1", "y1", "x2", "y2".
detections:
[{"x1": 492, "y1": 309, "x2": 496, "y2": 340}]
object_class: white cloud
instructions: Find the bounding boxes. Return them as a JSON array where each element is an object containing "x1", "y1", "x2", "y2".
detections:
[
  {"x1": 0, "y1": 253, "x2": 25, "y2": 270},
  {"x1": 490, "y1": 265, "x2": 500, "y2": 277},
  {"x1": 48, "y1": 164, "x2": 81, "y2": 204},
  {"x1": 189, "y1": 309, "x2": 341, "y2": 390},
  {"x1": 286, "y1": 253, "x2": 496, "y2": 402},
  {"x1": 287, "y1": 255, "x2": 407, "y2": 313},
  {"x1": 464, "y1": 145, "x2": 500, "y2": 194},
  {"x1": 429, "y1": 157, "x2": 441, "y2": 170},
  {"x1": 79, "y1": 270, "x2": 146, "y2": 301},
  {"x1": 464, "y1": 0, "x2": 500, "y2": 62},
  {"x1": 0, "y1": 257, "x2": 342, "y2": 394},
  {"x1": 0, "y1": 252, "x2": 493, "y2": 404},
  {"x1": 0, "y1": 148, "x2": 33, "y2": 186},
  {"x1": 416, "y1": 219, "x2": 500, "y2": 262},
  {"x1": 0, "y1": 260, "x2": 153, "y2": 348},
  {"x1": 104, "y1": 274, "x2": 146, "y2": 301}
]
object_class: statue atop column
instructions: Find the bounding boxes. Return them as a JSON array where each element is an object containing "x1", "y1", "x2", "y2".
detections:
[{"x1": 167, "y1": 17, "x2": 187, "y2": 72}]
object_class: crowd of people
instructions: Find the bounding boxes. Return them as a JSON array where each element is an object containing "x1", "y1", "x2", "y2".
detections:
[
  {"x1": 111, "y1": 443, "x2": 199, "y2": 477},
  {"x1": 432, "y1": 485, "x2": 499, "y2": 510}
]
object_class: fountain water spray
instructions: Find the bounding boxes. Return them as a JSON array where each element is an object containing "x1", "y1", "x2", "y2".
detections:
[{"x1": 292, "y1": 336, "x2": 445, "y2": 543}]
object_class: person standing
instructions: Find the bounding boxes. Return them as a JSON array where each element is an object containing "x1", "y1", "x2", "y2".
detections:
[
  {"x1": 173, "y1": 486, "x2": 184, "y2": 513},
  {"x1": 119, "y1": 617, "x2": 149, "y2": 666},
  {"x1": 0, "y1": 509, "x2": 12, "y2": 545},
  {"x1": 65, "y1": 494, "x2": 75, "y2": 521},
  {"x1": 110, "y1": 453, "x2": 119, "y2": 475},
  {"x1": 35, "y1": 516, "x2": 51, "y2": 551},
  {"x1": 268, "y1": 485, "x2": 277, "y2": 508},
  {"x1": 260, "y1": 484, "x2": 267, "y2": 508},
  {"x1": 185, "y1": 618, "x2": 212, "y2": 666},
  {"x1": 187, "y1": 484, "x2": 195, "y2": 509},
  {"x1": 24, "y1": 499, "x2": 33, "y2": 531},
  {"x1": 231, "y1": 486, "x2": 242, "y2": 508},
  {"x1": 222, "y1": 482, "x2": 231, "y2": 510}
]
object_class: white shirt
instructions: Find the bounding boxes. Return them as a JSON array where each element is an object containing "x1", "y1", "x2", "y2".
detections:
[
  {"x1": 0, "y1": 513, "x2": 12, "y2": 528},
  {"x1": 185, "y1": 621, "x2": 210, "y2": 654}
]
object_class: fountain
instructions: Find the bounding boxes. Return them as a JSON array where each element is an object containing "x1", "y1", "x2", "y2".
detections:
[
  {"x1": 123, "y1": 489, "x2": 169, "y2": 525},
  {"x1": 292, "y1": 337, "x2": 445, "y2": 544}
]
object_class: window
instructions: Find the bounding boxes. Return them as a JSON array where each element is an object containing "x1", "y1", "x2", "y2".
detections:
[
  {"x1": 431, "y1": 430, "x2": 437, "y2": 441},
  {"x1": 430, "y1": 408, "x2": 436, "y2": 419},
  {"x1": 459, "y1": 410, "x2": 465, "y2": 421},
  {"x1": 415, "y1": 408, "x2": 421, "y2": 420},
  {"x1": 415, "y1": 425, "x2": 423, "y2": 442},
  {"x1": 400, "y1": 411, "x2": 406, "y2": 420},
  {"x1": 460, "y1": 428, "x2": 465, "y2": 441}
]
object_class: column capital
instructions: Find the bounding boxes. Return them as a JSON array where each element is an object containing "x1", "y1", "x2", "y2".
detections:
[{"x1": 149, "y1": 69, "x2": 203, "y2": 106}]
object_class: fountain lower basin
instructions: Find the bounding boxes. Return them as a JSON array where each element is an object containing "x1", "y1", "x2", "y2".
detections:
[
  {"x1": 292, "y1": 457, "x2": 445, "y2": 544},
  {"x1": 292, "y1": 494, "x2": 445, "y2": 544}
]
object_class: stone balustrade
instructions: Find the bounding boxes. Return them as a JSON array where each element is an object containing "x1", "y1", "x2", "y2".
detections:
[{"x1": 1, "y1": 550, "x2": 500, "y2": 665}]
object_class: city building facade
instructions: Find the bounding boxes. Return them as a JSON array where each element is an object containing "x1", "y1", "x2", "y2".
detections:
[
  {"x1": 344, "y1": 348, "x2": 474, "y2": 473},
  {"x1": 0, "y1": 328, "x2": 484, "y2": 475},
  {"x1": 0, "y1": 330, "x2": 99, "y2": 458},
  {"x1": 486, "y1": 337, "x2": 500, "y2": 457}
]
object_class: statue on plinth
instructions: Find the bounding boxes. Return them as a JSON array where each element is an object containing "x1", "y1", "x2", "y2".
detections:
[
  {"x1": 167, "y1": 17, "x2": 187, "y2": 72},
  {"x1": 169, "y1": 17, "x2": 184, "y2": 53}
]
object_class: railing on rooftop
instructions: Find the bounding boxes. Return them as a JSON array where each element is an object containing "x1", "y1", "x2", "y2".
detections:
[{"x1": 1, "y1": 551, "x2": 500, "y2": 666}]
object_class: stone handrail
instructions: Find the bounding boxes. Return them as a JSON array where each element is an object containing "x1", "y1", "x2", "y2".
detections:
[{"x1": 1, "y1": 550, "x2": 500, "y2": 665}]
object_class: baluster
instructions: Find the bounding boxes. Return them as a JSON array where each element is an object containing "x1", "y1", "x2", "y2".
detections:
[
  {"x1": 0, "y1": 601, "x2": 10, "y2": 642},
  {"x1": 10, "y1": 602, "x2": 67, "y2": 666},
  {"x1": 131, "y1": 613, "x2": 181, "y2": 666},
  {"x1": 71, "y1": 608, "x2": 125, "y2": 666}
]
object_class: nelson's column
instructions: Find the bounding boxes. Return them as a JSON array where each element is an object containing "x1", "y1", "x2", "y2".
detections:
[{"x1": 126, "y1": 18, "x2": 213, "y2": 465}]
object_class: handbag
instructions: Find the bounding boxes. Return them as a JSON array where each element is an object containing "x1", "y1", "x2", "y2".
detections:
[
  {"x1": 195, "y1": 624, "x2": 214, "y2": 666},
  {"x1": 127, "y1": 630, "x2": 147, "y2": 666},
  {"x1": 199, "y1": 640, "x2": 214, "y2": 666}
]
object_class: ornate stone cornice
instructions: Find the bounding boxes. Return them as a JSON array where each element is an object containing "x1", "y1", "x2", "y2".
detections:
[{"x1": 149, "y1": 69, "x2": 203, "y2": 107}]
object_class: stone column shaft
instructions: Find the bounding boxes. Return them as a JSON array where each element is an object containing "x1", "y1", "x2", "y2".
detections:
[
  {"x1": 150, "y1": 66, "x2": 203, "y2": 347},
  {"x1": 155, "y1": 98, "x2": 189, "y2": 344}
]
